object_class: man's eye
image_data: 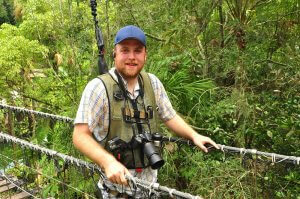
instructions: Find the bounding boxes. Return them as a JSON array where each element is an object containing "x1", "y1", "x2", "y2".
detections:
[{"x1": 121, "y1": 49, "x2": 129, "y2": 53}]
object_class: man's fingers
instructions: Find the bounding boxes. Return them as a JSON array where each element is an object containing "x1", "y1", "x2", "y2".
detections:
[
  {"x1": 104, "y1": 160, "x2": 130, "y2": 185},
  {"x1": 113, "y1": 172, "x2": 122, "y2": 185},
  {"x1": 205, "y1": 139, "x2": 220, "y2": 150},
  {"x1": 115, "y1": 179, "x2": 121, "y2": 185},
  {"x1": 124, "y1": 168, "x2": 131, "y2": 177},
  {"x1": 198, "y1": 144, "x2": 208, "y2": 153},
  {"x1": 210, "y1": 141, "x2": 220, "y2": 150},
  {"x1": 120, "y1": 172, "x2": 128, "y2": 186},
  {"x1": 108, "y1": 176, "x2": 117, "y2": 184},
  {"x1": 108, "y1": 171, "x2": 129, "y2": 185},
  {"x1": 107, "y1": 173, "x2": 122, "y2": 185}
]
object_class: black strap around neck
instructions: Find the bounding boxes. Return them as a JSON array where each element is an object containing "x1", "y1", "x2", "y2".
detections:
[
  {"x1": 114, "y1": 70, "x2": 127, "y2": 99},
  {"x1": 114, "y1": 70, "x2": 144, "y2": 100},
  {"x1": 114, "y1": 70, "x2": 146, "y2": 133}
]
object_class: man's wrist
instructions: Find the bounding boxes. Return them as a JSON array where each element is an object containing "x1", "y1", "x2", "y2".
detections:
[
  {"x1": 99, "y1": 153, "x2": 117, "y2": 169},
  {"x1": 190, "y1": 130, "x2": 199, "y2": 142}
]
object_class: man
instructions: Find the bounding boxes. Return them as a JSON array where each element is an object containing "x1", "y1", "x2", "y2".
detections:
[{"x1": 73, "y1": 25, "x2": 219, "y2": 198}]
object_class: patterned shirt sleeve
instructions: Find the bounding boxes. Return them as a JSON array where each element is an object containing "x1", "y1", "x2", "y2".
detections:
[
  {"x1": 148, "y1": 73, "x2": 176, "y2": 122},
  {"x1": 74, "y1": 78, "x2": 109, "y2": 140}
]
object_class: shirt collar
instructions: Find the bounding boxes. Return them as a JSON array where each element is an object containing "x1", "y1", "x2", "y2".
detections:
[{"x1": 109, "y1": 67, "x2": 140, "y2": 98}]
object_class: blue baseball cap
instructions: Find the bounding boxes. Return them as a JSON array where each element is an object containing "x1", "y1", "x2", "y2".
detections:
[{"x1": 114, "y1": 25, "x2": 146, "y2": 46}]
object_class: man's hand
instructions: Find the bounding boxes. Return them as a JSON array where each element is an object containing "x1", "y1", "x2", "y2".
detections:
[
  {"x1": 73, "y1": 124, "x2": 131, "y2": 186},
  {"x1": 192, "y1": 133, "x2": 219, "y2": 153},
  {"x1": 164, "y1": 115, "x2": 219, "y2": 153},
  {"x1": 103, "y1": 158, "x2": 131, "y2": 186}
]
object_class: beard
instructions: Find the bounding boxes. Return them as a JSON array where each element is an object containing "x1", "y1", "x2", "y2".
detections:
[{"x1": 117, "y1": 64, "x2": 143, "y2": 80}]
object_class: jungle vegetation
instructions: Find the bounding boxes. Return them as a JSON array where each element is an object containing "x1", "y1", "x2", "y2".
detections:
[{"x1": 0, "y1": 0, "x2": 299, "y2": 198}]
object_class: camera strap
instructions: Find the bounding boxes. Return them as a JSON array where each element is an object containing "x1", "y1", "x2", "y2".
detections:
[
  {"x1": 114, "y1": 70, "x2": 148, "y2": 167},
  {"x1": 114, "y1": 70, "x2": 146, "y2": 131}
]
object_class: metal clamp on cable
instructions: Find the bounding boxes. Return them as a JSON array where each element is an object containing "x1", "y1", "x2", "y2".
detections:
[
  {"x1": 168, "y1": 188, "x2": 175, "y2": 198},
  {"x1": 251, "y1": 149, "x2": 257, "y2": 155},
  {"x1": 240, "y1": 148, "x2": 246, "y2": 155},
  {"x1": 271, "y1": 153, "x2": 276, "y2": 163}
]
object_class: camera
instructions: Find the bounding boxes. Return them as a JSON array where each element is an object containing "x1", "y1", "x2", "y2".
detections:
[
  {"x1": 107, "y1": 136, "x2": 128, "y2": 151},
  {"x1": 133, "y1": 132, "x2": 164, "y2": 170},
  {"x1": 107, "y1": 133, "x2": 165, "y2": 169}
]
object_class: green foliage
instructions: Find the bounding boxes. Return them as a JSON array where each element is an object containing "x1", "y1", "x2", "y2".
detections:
[
  {"x1": 0, "y1": 23, "x2": 49, "y2": 101},
  {"x1": 160, "y1": 146, "x2": 256, "y2": 198},
  {"x1": 0, "y1": 0, "x2": 299, "y2": 198},
  {"x1": 146, "y1": 52, "x2": 216, "y2": 113},
  {"x1": 0, "y1": 0, "x2": 14, "y2": 25}
]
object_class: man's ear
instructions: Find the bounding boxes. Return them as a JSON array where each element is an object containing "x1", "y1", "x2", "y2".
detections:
[{"x1": 112, "y1": 49, "x2": 116, "y2": 59}]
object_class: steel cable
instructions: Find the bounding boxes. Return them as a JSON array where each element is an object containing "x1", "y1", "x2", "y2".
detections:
[
  {"x1": 1, "y1": 103, "x2": 299, "y2": 165},
  {"x1": 0, "y1": 132, "x2": 202, "y2": 199},
  {"x1": 164, "y1": 137, "x2": 300, "y2": 165},
  {"x1": 0, "y1": 153, "x2": 97, "y2": 199},
  {"x1": 0, "y1": 103, "x2": 73, "y2": 123}
]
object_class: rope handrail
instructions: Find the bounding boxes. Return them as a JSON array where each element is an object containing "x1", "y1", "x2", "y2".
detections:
[
  {"x1": 0, "y1": 103, "x2": 299, "y2": 166},
  {"x1": 164, "y1": 137, "x2": 300, "y2": 165},
  {"x1": 0, "y1": 103, "x2": 74, "y2": 123},
  {"x1": 0, "y1": 153, "x2": 97, "y2": 199},
  {"x1": 218, "y1": 145, "x2": 300, "y2": 165},
  {"x1": 0, "y1": 132, "x2": 202, "y2": 199}
]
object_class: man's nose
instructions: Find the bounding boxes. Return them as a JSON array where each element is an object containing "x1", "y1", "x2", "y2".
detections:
[{"x1": 128, "y1": 51, "x2": 135, "y2": 59}]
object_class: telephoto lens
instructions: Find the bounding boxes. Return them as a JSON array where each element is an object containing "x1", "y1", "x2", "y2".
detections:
[{"x1": 143, "y1": 142, "x2": 164, "y2": 169}]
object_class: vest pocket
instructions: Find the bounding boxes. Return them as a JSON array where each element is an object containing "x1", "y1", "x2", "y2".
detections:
[{"x1": 114, "y1": 147, "x2": 148, "y2": 169}]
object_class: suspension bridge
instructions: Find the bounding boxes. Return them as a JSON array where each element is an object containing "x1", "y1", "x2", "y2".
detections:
[{"x1": 0, "y1": 103, "x2": 299, "y2": 198}]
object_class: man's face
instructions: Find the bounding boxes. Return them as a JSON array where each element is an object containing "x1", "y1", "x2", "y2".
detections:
[{"x1": 114, "y1": 39, "x2": 147, "y2": 80}]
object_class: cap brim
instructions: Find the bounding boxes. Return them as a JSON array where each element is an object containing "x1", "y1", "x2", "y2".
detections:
[{"x1": 114, "y1": 37, "x2": 146, "y2": 46}]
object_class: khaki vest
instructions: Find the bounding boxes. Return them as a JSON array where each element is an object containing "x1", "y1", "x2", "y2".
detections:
[{"x1": 98, "y1": 71, "x2": 161, "y2": 168}]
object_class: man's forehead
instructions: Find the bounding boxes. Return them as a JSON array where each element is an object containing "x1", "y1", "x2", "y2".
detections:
[{"x1": 116, "y1": 39, "x2": 145, "y2": 48}]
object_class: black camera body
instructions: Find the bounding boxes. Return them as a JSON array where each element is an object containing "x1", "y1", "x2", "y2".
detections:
[{"x1": 107, "y1": 136, "x2": 128, "y2": 151}]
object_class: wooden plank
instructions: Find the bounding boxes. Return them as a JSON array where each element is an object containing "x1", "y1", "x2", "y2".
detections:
[
  {"x1": 0, "y1": 183, "x2": 16, "y2": 193},
  {"x1": 0, "y1": 179, "x2": 10, "y2": 187},
  {"x1": 0, "y1": 178, "x2": 18, "y2": 187},
  {"x1": 9, "y1": 191, "x2": 32, "y2": 199}
]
